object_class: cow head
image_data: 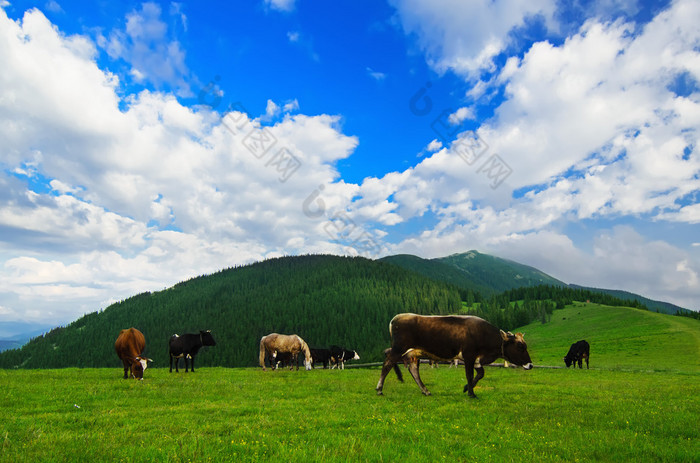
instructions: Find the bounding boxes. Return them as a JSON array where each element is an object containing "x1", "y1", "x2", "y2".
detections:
[
  {"x1": 563, "y1": 355, "x2": 573, "y2": 368},
  {"x1": 200, "y1": 330, "x2": 216, "y2": 346},
  {"x1": 500, "y1": 330, "x2": 533, "y2": 370},
  {"x1": 131, "y1": 356, "x2": 153, "y2": 380}
]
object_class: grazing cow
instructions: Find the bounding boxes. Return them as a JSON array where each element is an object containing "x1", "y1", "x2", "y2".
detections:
[
  {"x1": 114, "y1": 328, "x2": 152, "y2": 380},
  {"x1": 259, "y1": 333, "x2": 313, "y2": 371},
  {"x1": 310, "y1": 348, "x2": 332, "y2": 369},
  {"x1": 376, "y1": 313, "x2": 533, "y2": 398},
  {"x1": 564, "y1": 340, "x2": 590, "y2": 369},
  {"x1": 329, "y1": 345, "x2": 360, "y2": 370},
  {"x1": 169, "y1": 330, "x2": 216, "y2": 373}
]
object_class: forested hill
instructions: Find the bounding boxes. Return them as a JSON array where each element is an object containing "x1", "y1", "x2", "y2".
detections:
[
  {"x1": 0, "y1": 255, "x2": 463, "y2": 369},
  {"x1": 381, "y1": 250, "x2": 565, "y2": 295}
]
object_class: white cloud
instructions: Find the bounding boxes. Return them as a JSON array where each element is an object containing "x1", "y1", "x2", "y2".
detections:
[
  {"x1": 283, "y1": 99, "x2": 300, "y2": 112},
  {"x1": 390, "y1": 0, "x2": 557, "y2": 78},
  {"x1": 100, "y1": 2, "x2": 191, "y2": 96},
  {"x1": 366, "y1": 67, "x2": 386, "y2": 81},
  {"x1": 44, "y1": 1, "x2": 62, "y2": 13},
  {"x1": 426, "y1": 139, "x2": 442, "y2": 153},
  {"x1": 265, "y1": 0, "x2": 295, "y2": 13},
  {"x1": 448, "y1": 106, "x2": 475, "y2": 125}
]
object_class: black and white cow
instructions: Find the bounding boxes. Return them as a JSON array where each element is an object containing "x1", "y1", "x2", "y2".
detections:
[
  {"x1": 564, "y1": 340, "x2": 590, "y2": 369},
  {"x1": 169, "y1": 330, "x2": 216, "y2": 373},
  {"x1": 329, "y1": 345, "x2": 360, "y2": 370}
]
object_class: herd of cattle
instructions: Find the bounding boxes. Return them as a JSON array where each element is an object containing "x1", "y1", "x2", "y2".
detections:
[{"x1": 115, "y1": 313, "x2": 590, "y2": 398}]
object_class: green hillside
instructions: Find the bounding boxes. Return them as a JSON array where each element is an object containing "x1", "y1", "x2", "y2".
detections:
[
  {"x1": 381, "y1": 250, "x2": 565, "y2": 295},
  {"x1": 568, "y1": 284, "x2": 693, "y2": 315},
  {"x1": 521, "y1": 302, "x2": 700, "y2": 372},
  {"x1": 0, "y1": 255, "x2": 463, "y2": 369},
  {"x1": 438, "y1": 251, "x2": 565, "y2": 292}
]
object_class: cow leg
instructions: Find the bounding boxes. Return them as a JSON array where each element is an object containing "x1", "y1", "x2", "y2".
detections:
[
  {"x1": 376, "y1": 350, "x2": 402, "y2": 395},
  {"x1": 292, "y1": 353, "x2": 298, "y2": 371},
  {"x1": 473, "y1": 366, "x2": 485, "y2": 387},
  {"x1": 122, "y1": 359, "x2": 130, "y2": 379},
  {"x1": 463, "y1": 360, "x2": 478, "y2": 398},
  {"x1": 169, "y1": 355, "x2": 173, "y2": 373},
  {"x1": 585, "y1": 355, "x2": 589, "y2": 369},
  {"x1": 191, "y1": 356, "x2": 195, "y2": 373},
  {"x1": 406, "y1": 356, "x2": 431, "y2": 396}
]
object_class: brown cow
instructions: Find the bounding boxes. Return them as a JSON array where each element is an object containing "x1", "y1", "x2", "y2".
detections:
[
  {"x1": 376, "y1": 313, "x2": 533, "y2": 398},
  {"x1": 259, "y1": 333, "x2": 313, "y2": 371},
  {"x1": 114, "y1": 328, "x2": 152, "y2": 380}
]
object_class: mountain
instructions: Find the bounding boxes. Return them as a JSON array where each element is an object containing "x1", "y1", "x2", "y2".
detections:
[
  {"x1": 381, "y1": 250, "x2": 565, "y2": 295},
  {"x1": 0, "y1": 255, "x2": 463, "y2": 369},
  {"x1": 0, "y1": 322, "x2": 55, "y2": 352}
]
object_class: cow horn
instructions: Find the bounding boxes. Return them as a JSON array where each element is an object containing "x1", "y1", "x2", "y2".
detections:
[{"x1": 500, "y1": 330, "x2": 509, "y2": 341}]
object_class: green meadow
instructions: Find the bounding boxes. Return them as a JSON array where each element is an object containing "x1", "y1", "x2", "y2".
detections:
[{"x1": 1, "y1": 303, "x2": 699, "y2": 462}]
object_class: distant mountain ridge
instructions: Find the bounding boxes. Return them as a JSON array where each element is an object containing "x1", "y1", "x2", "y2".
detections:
[
  {"x1": 380, "y1": 251, "x2": 690, "y2": 315},
  {"x1": 380, "y1": 250, "x2": 565, "y2": 296},
  {"x1": 567, "y1": 285, "x2": 690, "y2": 315}
]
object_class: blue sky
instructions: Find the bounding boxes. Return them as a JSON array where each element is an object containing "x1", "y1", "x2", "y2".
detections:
[{"x1": 1, "y1": 0, "x2": 699, "y2": 326}]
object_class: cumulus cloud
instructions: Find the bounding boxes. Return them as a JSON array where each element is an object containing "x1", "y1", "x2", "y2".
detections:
[
  {"x1": 99, "y1": 2, "x2": 191, "y2": 96},
  {"x1": 390, "y1": 0, "x2": 556, "y2": 78}
]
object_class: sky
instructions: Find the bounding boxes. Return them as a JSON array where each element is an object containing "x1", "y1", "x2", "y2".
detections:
[{"x1": 1, "y1": 0, "x2": 699, "y2": 327}]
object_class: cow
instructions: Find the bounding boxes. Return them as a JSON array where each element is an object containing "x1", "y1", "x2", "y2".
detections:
[
  {"x1": 376, "y1": 313, "x2": 533, "y2": 398},
  {"x1": 564, "y1": 340, "x2": 590, "y2": 369},
  {"x1": 169, "y1": 330, "x2": 216, "y2": 373},
  {"x1": 259, "y1": 333, "x2": 312, "y2": 371},
  {"x1": 329, "y1": 345, "x2": 360, "y2": 370},
  {"x1": 114, "y1": 328, "x2": 152, "y2": 380},
  {"x1": 310, "y1": 348, "x2": 332, "y2": 369},
  {"x1": 274, "y1": 351, "x2": 295, "y2": 369}
]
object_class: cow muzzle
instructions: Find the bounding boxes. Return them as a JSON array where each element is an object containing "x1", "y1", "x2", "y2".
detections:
[{"x1": 523, "y1": 363, "x2": 533, "y2": 370}]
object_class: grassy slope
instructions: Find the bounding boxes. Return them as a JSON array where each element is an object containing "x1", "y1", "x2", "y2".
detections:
[{"x1": 520, "y1": 302, "x2": 700, "y2": 372}]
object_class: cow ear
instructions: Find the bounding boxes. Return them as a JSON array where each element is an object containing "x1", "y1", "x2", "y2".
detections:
[{"x1": 146, "y1": 358, "x2": 153, "y2": 363}]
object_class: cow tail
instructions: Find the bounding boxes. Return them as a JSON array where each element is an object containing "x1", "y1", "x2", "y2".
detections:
[{"x1": 259, "y1": 337, "x2": 267, "y2": 369}]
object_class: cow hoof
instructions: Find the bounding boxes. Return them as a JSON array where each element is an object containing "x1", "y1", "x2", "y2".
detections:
[
  {"x1": 376, "y1": 390, "x2": 383, "y2": 396},
  {"x1": 423, "y1": 391, "x2": 431, "y2": 396}
]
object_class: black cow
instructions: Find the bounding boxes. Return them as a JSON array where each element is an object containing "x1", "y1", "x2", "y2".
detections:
[
  {"x1": 564, "y1": 340, "x2": 590, "y2": 369},
  {"x1": 310, "y1": 348, "x2": 332, "y2": 369},
  {"x1": 274, "y1": 351, "x2": 297, "y2": 369},
  {"x1": 330, "y1": 345, "x2": 360, "y2": 370},
  {"x1": 376, "y1": 313, "x2": 533, "y2": 398},
  {"x1": 169, "y1": 330, "x2": 216, "y2": 373}
]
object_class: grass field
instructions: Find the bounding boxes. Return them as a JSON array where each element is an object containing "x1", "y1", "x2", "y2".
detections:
[{"x1": 1, "y1": 303, "x2": 699, "y2": 462}]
